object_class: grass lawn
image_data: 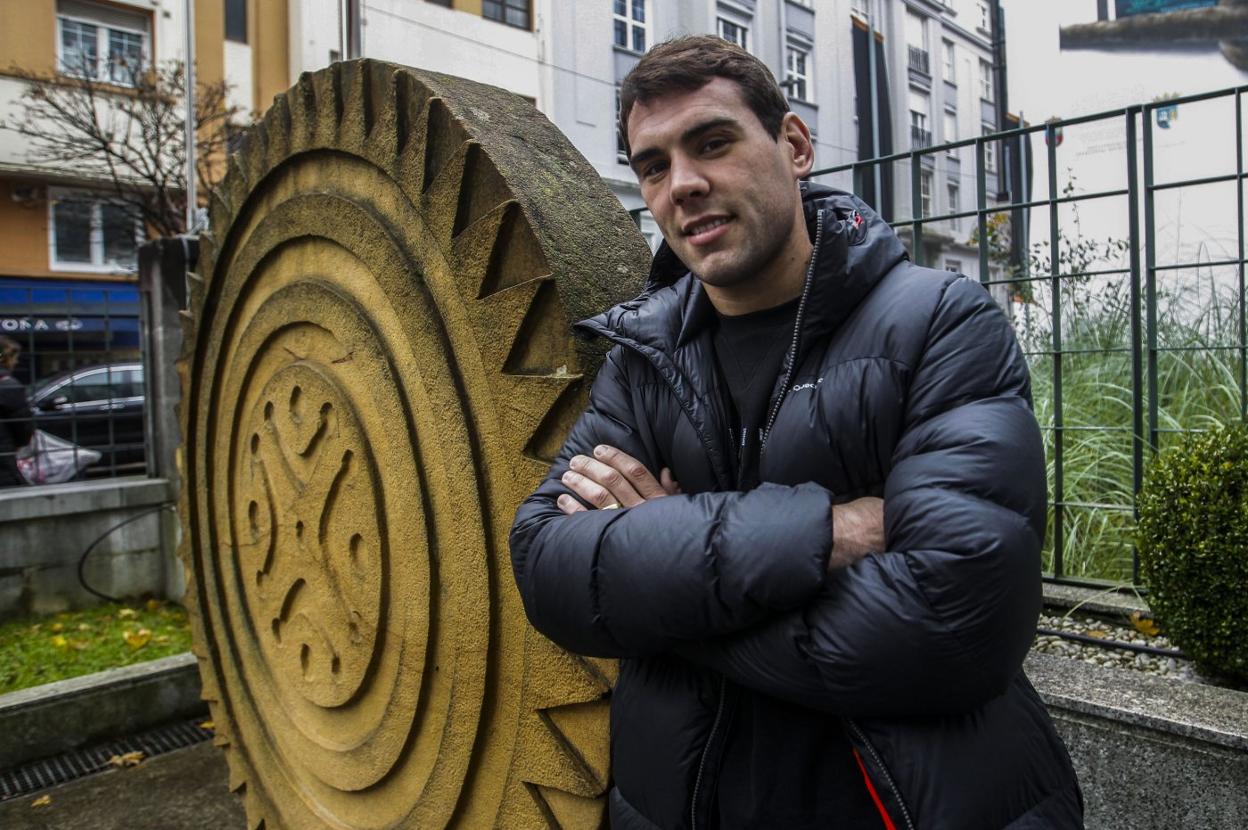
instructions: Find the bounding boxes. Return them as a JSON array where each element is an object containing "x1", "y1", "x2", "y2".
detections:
[{"x1": 0, "y1": 600, "x2": 193, "y2": 695}]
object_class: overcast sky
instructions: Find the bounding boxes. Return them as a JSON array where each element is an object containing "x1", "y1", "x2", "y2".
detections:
[{"x1": 1002, "y1": 0, "x2": 1248, "y2": 122}]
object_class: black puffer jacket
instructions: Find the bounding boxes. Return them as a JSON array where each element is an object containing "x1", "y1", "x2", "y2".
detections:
[{"x1": 510, "y1": 184, "x2": 1082, "y2": 829}]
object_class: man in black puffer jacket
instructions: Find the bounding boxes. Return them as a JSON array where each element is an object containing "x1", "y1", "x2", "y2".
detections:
[{"x1": 510, "y1": 36, "x2": 1082, "y2": 829}]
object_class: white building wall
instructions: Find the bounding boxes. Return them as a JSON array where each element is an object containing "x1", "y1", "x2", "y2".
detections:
[{"x1": 1003, "y1": 2, "x2": 1247, "y2": 292}]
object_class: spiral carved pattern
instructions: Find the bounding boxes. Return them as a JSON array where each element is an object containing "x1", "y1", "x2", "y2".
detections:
[{"x1": 177, "y1": 60, "x2": 649, "y2": 828}]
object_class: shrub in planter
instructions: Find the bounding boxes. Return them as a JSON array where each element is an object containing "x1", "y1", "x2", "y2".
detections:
[{"x1": 1137, "y1": 424, "x2": 1248, "y2": 683}]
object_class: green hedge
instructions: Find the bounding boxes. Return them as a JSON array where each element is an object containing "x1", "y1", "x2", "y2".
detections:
[{"x1": 1137, "y1": 425, "x2": 1248, "y2": 683}]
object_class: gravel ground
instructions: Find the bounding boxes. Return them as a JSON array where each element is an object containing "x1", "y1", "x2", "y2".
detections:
[{"x1": 1033, "y1": 612, "x2": 1205, "y2": 683}]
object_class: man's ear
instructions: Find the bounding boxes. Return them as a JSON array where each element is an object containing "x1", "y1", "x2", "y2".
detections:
[{"x1": 780, "y1": 112, "x2": 815, "y2": 178}]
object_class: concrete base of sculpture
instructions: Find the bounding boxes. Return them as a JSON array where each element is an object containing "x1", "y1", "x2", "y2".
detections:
[{"x1": 177, "y1": 60, "x2": 648, "y2": 828}]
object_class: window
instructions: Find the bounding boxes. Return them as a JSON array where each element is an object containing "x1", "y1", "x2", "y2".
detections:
[
  {"x1": 49, "y1": 191, "x2": 140, "y2": 271},
  {"x1": 905, "y1": 11, "x2": 929, "y2": 75},
  {"x1": 718, "y1": 18, "x2": 749, "y2": 51},
  {"x1": 983, "y1": 123, "x2": 997, "y2": 173},
  {"x1": 920, "y1": 170, "x2": 933, "y2": 218},
  {"x1": 945, "y1": 259, "x2": 963, "y2": 273},
  {"x1": 942, "y1": 39, "x2": 955, "y2": 83},
  {"x1": 616, "y1": 88, "x2": 629, "y2": 163},
  {"x1": 57, "y1": 2, "x2": 149, "y2": 85},
  {"x1": 943, "y1": 110, "x2": 958, "y2": 152},
  {"x1": 614, "y1": 0, "x2": 648, "y2": 53},
  {"x1": 909, "y1": 90, "x2": 931, "y2": 149},
  {"x1": 947, "y1": 182, "x2": 960, "y2": 229},
  {"x1": 225, "y1": 0, "x2": 247, "y2": 43},
  {"x1": 785, "y1": 46, "x2": 811, "y2": 102},
  {"x1": 56, "y1": 367, "x2": 143, "y2": 405},
  {"x1": 483, "y1": 0, "x2": 529, "y2": 29},
  {"x1": 979, "y1": 59, "x2": 994, "y2": 102},
  {"x1": 977, "y1": 0, "x2": 992, "y2": 32}
]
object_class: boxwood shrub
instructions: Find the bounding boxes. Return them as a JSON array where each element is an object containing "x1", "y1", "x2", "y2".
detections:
[{"x1": 1137, "y1": 424, "x2": 1248, "y2": 683}]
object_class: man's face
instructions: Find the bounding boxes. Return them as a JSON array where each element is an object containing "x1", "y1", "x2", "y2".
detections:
[{"x1": 626, "y1": 78, "x2": 812, "y2": 290}]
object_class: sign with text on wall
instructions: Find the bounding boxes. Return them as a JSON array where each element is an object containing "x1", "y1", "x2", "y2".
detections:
[{"x1": 1115, "y1": 0, "x2": 1217, "y2": 16}]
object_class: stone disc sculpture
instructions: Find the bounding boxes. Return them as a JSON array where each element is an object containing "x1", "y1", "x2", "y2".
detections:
[{"x1": 177, "y1": 60, "x2": 649, "y2": 829}]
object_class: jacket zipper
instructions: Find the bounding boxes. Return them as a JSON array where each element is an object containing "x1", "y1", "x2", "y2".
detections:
[
  {"x1": 690, "y1": 675, "x2": 727, "y2": 830},
  {"x1": 760, "y1": 210, "x2": 825, "y2": 450},
  {"x1": 845, "y1": 718, "x2": 916, "y2": 830}
]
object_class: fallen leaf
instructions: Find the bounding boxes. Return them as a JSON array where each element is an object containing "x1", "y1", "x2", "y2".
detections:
[
  {"x1": 51, "y1": 635, "x2": 69, "y2": 649},
  {"x1": 77, "y1": 623, "x2": 92, "y2": 632},
  {"x1": 31, "y1": 795, "x2": 51, "y2": 808},
  {"x1": 69, "y1": 639, "x2": 89, "y2": 651},
  {"x1": 118, "y1": 608, "x2": 138, "y2": 619},
  {"x1": 145, "y1": 598, "x2": 163, "y2": 612},
  {"x1": 107, "y1": 751, "x2": 145, "y2": 768},
  {"x1": 49, "y1": 622, "x2": 64, "y2": 633},
  {"x1": 199, "y1": 720, "x2": 214, "y2": 731},
  {"x1": 1129, "y1": 611, "x2": 1161, "y2": 638},
  {"x1": 122, "y1": 628, "x2": 151, "y2": 649},
  {"x1": 1084, "y1": 629, "x2": 1108, "y2": 639}
]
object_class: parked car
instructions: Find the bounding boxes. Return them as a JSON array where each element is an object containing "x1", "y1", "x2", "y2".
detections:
[{"x1": 26, "y1": 362, "x2": 146, "y2": 476}]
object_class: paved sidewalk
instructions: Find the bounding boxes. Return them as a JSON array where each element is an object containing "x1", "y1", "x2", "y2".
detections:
[{"x1": 0, "y1": 742, "x2": 244, "y2": 829}]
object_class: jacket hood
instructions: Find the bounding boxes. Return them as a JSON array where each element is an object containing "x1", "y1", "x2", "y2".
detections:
[{"x1": 579, "y1": 183, "x2": 908, "y2": 356}]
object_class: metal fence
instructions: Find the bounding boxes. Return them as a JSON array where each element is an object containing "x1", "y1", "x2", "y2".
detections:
[
  {"x1": 0, "y1": 280, "x2": 149, "y2": 485},
  {"x1": 811, "y1": 84, "x2": 1248, "y2": 589}
]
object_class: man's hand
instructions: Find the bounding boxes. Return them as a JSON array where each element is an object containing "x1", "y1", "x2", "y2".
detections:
[
  {"x1": 829, "y1": 497, "x2": 884, "y2": 571},
  {"x1": 557, "y1": 444, "x2": 681, "y2": 514}
]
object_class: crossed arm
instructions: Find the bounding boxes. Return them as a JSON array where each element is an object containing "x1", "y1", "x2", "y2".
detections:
[
  {"x1": 510, "y1": 279, "x2": 1048, "y2": 716},
  {"x1": 557, "y1": 443, "x2": 886, "y2": 573}
]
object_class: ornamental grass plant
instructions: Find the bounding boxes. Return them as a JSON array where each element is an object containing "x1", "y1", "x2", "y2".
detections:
[{"x1": 999, "y1": 203, "x2": 1242, "y2": 584}]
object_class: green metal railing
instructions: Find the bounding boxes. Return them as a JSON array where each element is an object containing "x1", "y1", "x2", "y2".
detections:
[{"x1": 810, "y1": 85, "x2": 1248, "y2": 588}]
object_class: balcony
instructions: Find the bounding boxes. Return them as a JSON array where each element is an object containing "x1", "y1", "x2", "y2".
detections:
[
  {"x1": 910, "y1": 125, "x2": 932, "y2": 149},
  {"x1": 908, "y1": 46, "x2": 930, "y2": 76}
]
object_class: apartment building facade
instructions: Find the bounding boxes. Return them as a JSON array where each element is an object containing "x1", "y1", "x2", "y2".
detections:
[
  {"x1": 0, "y1": 0, "x2": 1014, "y2": 352},
  {"x1": 0, "y1": 0, "x2": 294, "y2": 380}
]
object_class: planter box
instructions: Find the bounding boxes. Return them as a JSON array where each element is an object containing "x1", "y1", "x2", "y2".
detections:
[{"x1": 1026, "y1": 652, "x2": 1248, "y2": 830}]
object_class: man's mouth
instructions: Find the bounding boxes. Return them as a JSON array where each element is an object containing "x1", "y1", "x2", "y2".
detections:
[{"x1": 682, "y1": 216, "x2": 732, "y2": 245}]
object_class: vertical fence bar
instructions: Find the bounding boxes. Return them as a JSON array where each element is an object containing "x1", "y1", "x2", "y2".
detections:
[
  {"x1": 1126, "y1": 109, "x2": 1145, "y2": 587},
  {"x1": 1237, "y1": 91, "x2": 1246, "y2": 422},
  {"x1": 1143, "y1": 107, "x2": 1160, "y2": 453},
  {"x1": 104, "y1": 288, "x2": 116, "y2": 477},
  {"x1": 976, "y1": 140, "x2": 989, "y2": 281},
  {"x1": 911, "y1": 153, "x2": 924, "y2": 266},
  {"x1": 1047, "y1": 124, "x2": 1065, "y2": 579}
]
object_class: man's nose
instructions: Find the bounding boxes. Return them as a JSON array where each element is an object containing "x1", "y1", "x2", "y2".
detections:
[{"x1": 668, "y1": 157, "x2": 709, "y2": 204}]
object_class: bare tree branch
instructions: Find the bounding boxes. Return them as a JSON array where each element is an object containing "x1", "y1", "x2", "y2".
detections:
[{"x1": 0, "y1": 59, "x2": 246, "y2": 238}]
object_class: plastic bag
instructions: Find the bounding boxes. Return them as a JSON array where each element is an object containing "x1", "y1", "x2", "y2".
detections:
[{"x1": 16, "y1": 429, "x2": 102, "y2": 485}]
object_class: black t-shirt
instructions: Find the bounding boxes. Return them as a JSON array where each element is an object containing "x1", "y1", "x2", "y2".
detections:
[
  {"x1": 712, "y1": 297, "x2": 799, "y2": 481},
  {"x1": 710, "y1": 299, "x2": 885, "y2": 828}
]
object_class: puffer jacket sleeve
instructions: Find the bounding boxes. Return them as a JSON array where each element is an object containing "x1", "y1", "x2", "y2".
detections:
[
  {"x1": 676, "y1": 277, "x2": 1047, "y2": 716},
  {"x1": 509, "y1": 345, "x2": 836, "y2": 658}
]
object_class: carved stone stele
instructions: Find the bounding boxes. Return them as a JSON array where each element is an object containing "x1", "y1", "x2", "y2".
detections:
[{"x1": 177, "y1": 60, "x2": 649, "y2": 829}]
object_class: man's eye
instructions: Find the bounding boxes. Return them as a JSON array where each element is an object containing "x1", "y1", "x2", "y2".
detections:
[
  {"x1": 642, "y1": 162, "x2": 667, "y2": 179},
  {"x1": 701, "y1": 138, "x2": 728, "y2": 154}
]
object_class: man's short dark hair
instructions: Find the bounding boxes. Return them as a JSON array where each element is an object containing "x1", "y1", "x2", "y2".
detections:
[
  {"x1": 0, "y1": 336, "x2": 20, "y2": 360},
  {"x1": 618, "y1": 35, "x2": 790, "y2": 156}
]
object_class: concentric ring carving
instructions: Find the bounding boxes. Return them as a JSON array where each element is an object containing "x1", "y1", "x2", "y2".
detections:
[{"x1": 177, "y1": 60, "x2": 649, "y2": 829}]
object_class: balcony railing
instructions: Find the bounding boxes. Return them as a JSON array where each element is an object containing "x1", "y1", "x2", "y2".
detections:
[
  {"x1": 910, "y1": 125, "x2": 932, "y2": 149},
  {"x1": 908, "y1": 46, "x2": 930, "y2": 76}
]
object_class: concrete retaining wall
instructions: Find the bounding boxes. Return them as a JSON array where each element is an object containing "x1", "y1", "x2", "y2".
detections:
[
  {"x1": 0, "y1": 653, "x2": 204, "y2": 770},
  {"x1": 1027, "y1": 652, "x2": 1248, "y2": 830},
  {"x1": 0, "y1": 478, "x2": 174, "y2": 619}
]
